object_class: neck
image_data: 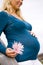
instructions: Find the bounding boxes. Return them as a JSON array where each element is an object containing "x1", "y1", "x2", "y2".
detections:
[
  {"x1": 9, "y1": 6, "x2": 20, "y2": 17},
  {"x1": 5, "y1": 5, "x2": 22, "y2": 18},
  {"x1": 9, "y1": 6, "x2": 16, "y2": 14}
]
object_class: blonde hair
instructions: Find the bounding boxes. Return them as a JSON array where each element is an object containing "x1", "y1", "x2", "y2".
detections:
[{"x1": 2, "y1": 0, "x2": 24, "y2": 20}]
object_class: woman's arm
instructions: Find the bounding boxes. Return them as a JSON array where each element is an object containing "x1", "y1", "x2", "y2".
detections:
[
  {"x1": 0, "y1": 11, "x2": 17, "y2": 57},
  {"x1": 0, "y1": 11, "x2": 9, "y2": 54}
]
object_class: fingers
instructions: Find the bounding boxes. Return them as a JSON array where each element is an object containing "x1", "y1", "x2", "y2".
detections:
[
  {"x1": 6, "y1": 48, "x2": 14, "y2": 54},
  {"x1": 31, "y1": 32, "x2": 35, "y2": 36},
  {"x1": 8, "y1": 52, "x2": 17, "y2": 58},
  {"x1": 31, "y1": 32, "x2": 37, "y2": 37},
  {"x1": 29, "y1": 31, "x2": 37, "y2": 37},
  {"x1": 8, "y1": 50, "x2": 15, "y2": 54},
  {"x1": 6, "y1": 48, "x2": 17, "y2": 58}
]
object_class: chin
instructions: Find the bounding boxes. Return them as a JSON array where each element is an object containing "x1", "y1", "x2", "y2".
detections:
[{"x1": 15, "y1": 7, "x2": 20, "y2": 10}]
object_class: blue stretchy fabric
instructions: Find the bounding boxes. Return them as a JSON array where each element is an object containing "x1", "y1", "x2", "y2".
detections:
[{"x1": 0, "y1": 11, "x2": 40, "y2": 62}]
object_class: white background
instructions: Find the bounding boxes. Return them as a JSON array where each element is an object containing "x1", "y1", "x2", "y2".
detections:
[{"x1": 0, "y1": 0, "x2": 43, "y2": 65}]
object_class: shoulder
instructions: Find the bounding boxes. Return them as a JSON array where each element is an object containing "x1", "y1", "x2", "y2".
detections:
[
  {"x1": 0, "y1": 10, "x2": 8, "y2": 16},
  {"x1": 0, "y1": 10, "x2": 9, "y2": 20},
  {"x1": 0, "y1": 10, "x2": 9, "y2": 21},
  {"x1": 0, "y1": 11, "x2": 9, "y2": 24}
]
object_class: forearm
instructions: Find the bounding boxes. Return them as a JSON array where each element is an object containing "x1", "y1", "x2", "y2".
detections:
[{"x1": 0, "y1": 40, "x2": 6, "y2": 54}]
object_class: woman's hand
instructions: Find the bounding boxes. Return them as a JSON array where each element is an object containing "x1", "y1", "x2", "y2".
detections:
[
  {"x1": 29, "y1": 31, "x2": 37, "y2": 37},
  {"x1": 6, "y1": 48, "x2": 17, "y2": 58}
]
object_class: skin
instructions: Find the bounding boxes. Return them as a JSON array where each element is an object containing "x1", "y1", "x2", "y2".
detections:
[
  {"x1": 6, "y1": 0, "x2": 37, "y2": 58},
  {"x1": 10, "y1": 0, "x2": 23, "y2": 10}
]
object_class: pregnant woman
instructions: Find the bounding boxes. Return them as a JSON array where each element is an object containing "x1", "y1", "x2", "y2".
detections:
[{"x1": 0, "y1": 0, "x2": 40, "y2": 65}]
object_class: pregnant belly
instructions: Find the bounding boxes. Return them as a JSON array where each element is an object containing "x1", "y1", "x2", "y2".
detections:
[
  {"x1": 7, "y1": 30, "x2": 40, "y2": 61},
  {"x1": 14, "y1": 30, "x2": 40, "y2": 62},
  {"x1": 7, "y1": 30, "x2": 40, "y2": 54},
  {"x1": 14, "y1": 30, "x2": 40, "y2": 48}
]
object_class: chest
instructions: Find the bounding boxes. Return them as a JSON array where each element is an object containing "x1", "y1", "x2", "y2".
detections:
[{"x1": 4, "y1": 15, "x2": 26, "y2": 32}]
